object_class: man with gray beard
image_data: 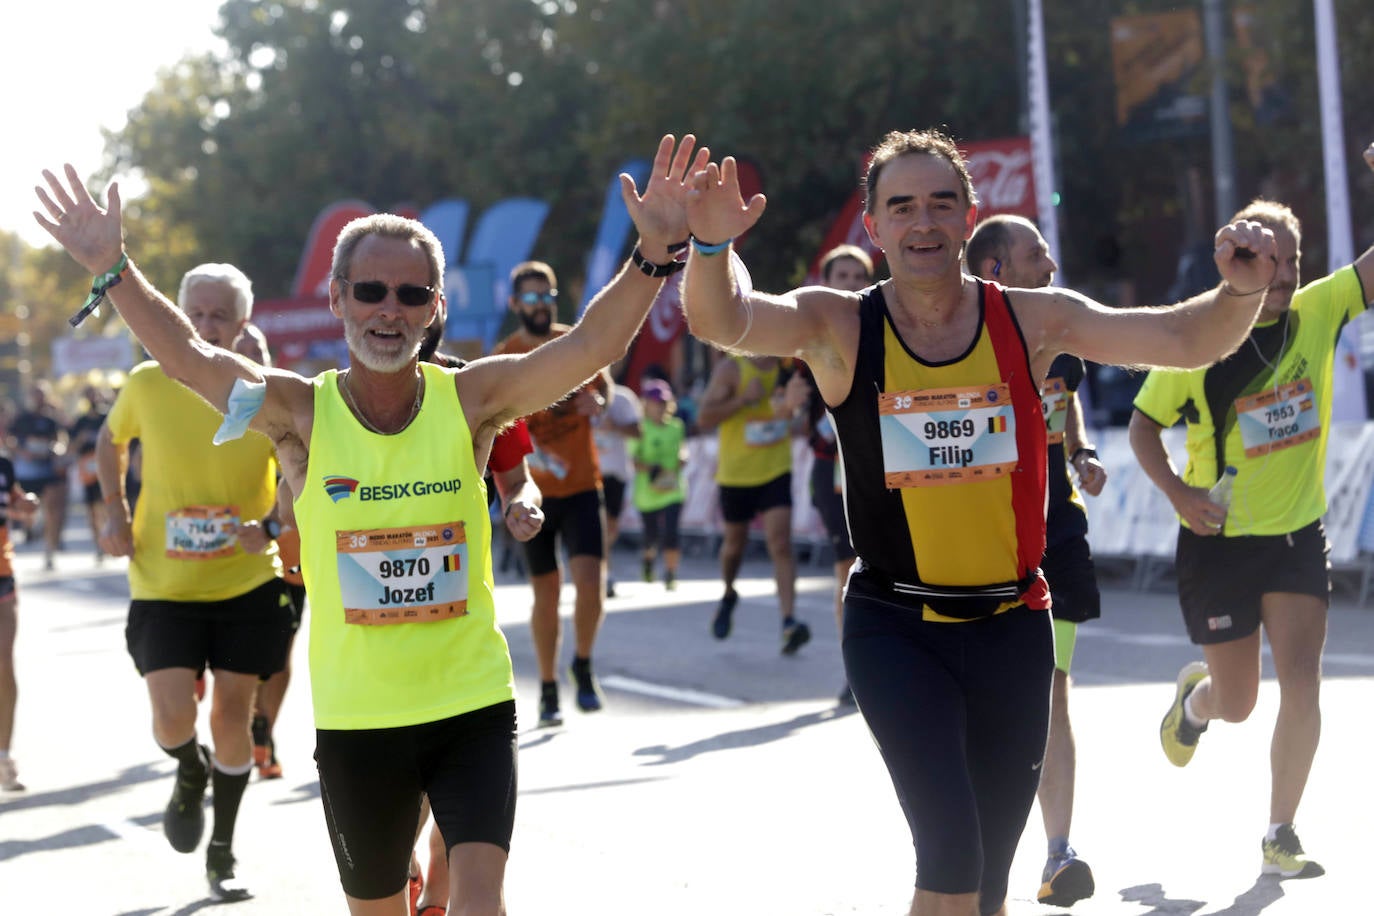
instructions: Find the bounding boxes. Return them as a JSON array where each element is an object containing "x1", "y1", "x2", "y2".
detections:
[{"x1": 36, "y1": 132, "x2": 707, "y2": 915}]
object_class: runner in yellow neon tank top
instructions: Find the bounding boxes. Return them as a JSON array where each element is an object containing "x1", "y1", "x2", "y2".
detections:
[
  {"x1": 1131, "y1": 145, "x2": 1374, "y2": 881},
  {"x1": 35, "y1": 133, "x2": 708, "y2": 915},
  {"x1": 696, "y1": 351, "x2": 811, "y2": 652},
  {"x1": 682, "y1": 130, "x2": 1277, "y2": 916}
]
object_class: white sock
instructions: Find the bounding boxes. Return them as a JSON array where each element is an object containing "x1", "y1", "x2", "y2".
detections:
[
  {"x1": 1182, "y1": 690, "x2": 1206, "y2": 728},
  {"x1": 1266, "y1": 823, "x2": 1289, "y2": 841}
]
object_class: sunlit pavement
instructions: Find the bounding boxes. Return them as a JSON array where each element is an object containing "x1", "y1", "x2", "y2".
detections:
[{"x1": 3, "y1": 529, "x2": 1372, "y2": 914}]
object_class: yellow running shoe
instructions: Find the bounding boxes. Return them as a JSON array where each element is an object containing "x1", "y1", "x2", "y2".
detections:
[
  {"x1": 1262, "y1": 824, "x2": 1325, "y2": 879},
  {"x1": 1160, "y1": 661, "x2": 1209, "y2": 767}
]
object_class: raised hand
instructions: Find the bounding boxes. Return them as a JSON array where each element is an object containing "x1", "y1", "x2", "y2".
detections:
[
  {"x1": 33, "y1": 165, "x2": 125, "y2": 275},
  {"x1": 620, "y1": 134, "x2": 710, "y2": 254},
  {"x1": 686, "y1": 156, "x2": 767, "y2": 245},
  {"x1": 1212, "y1": 219, "x2": 1277, "y2": 296}
]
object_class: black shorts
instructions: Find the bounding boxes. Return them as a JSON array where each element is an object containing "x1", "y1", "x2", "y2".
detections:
[
  {"x1": 718, "y1": 472, "x2": 792, "y2": 525},
  {"x1": 602, "y1": 475, "x2": 627, "y2": 519},
  {"x1": 843, "y1": 576, "x2": 1052, "y2": 914},
  {"x1": 809, "y1": 457, "x2": 854, "y2": 562},
  {"x1": 315, "y1": 700, "x2": 518, "y2": 900},
  {"x1": 82, "y1": 482, "x2": 102, "y2": 506},
  {"x1": 19, "y1": 475, "x2": 59, "y2": 494},
  {"x1": 1041, "y1": 533, "x2": 1101, "y2": 624},
  {"x1": 1175, "y1": 519, "x2": 1330, "y2": 645},
  {"x1": 640, "y1": 502, "x2": 683, "y2": 551},
  {"x1": 523, "y1": 488, "x2": 605, "y2": 576},
  {"x1": 125, "y1": 578, "x2": 295, "y2": 677},
  {"x1": 0, "y1": 576, "x2": 15, "y2": 602}
]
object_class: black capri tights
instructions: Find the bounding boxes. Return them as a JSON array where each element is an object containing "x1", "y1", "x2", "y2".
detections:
[{"x1": 842, "y1": 576, "x2": 1053, "y2": 915}]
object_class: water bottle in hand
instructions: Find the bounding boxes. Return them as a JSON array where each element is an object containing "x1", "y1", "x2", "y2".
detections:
[{"x1": 1209, "y1": 465, "x2": 1238, "y2": 509}]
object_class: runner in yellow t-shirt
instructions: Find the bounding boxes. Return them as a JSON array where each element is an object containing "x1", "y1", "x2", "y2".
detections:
[
  {"x1": 1131, "y1": 148, "x2": 1374, "y2": 879},
  {"x1": 97, "y1": 263, "x2": 292, "y2": 902}
]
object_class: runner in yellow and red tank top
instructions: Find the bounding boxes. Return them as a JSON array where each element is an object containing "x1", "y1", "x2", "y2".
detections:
[{"x1": 683, "y1": 129, "x2": 1277, "y2": 916}]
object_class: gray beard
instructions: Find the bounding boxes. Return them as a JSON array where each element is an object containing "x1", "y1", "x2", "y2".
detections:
[{"x1": 344, "y1": 317, "x2": 422, "y2": 373}]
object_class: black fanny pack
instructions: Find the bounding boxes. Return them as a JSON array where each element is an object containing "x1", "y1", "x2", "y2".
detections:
[{"x1": 855, "y1": 563, "x2": 1039, "y2": 621}]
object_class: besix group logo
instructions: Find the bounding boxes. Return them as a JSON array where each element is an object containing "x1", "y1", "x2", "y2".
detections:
[{"x1": 324, "y1": 476, "x2": 360, "y2": 503}]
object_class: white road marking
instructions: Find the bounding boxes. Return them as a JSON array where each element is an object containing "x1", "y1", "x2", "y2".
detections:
[{"x1": 599, "y1": 675, "x2": 744, "y2": 709}]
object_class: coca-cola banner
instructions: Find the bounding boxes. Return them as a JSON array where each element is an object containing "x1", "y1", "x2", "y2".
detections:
[{"x1": 960, "y1": 137, "x2": 1039, "y2": 220}]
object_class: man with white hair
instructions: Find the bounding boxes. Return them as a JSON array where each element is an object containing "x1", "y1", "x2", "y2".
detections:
[{"x1": 95, "y1": 261, "x2": 292, "y2": 902}]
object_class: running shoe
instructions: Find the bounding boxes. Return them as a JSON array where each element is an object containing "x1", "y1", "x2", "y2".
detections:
[
  {"x1": 206, "y1": 841, "x2": 253, "y2": 901},
  {"x1": 569, "y1": 658, "x2": 604, "y2": 712},
  {"x1": 1262, "y1": 824, "x2": 1325, "y2": 879},
  {"x1": 538, "y1": 682, "x2": 563, "y2": 728},
  {"x1": 1038, "y1": 846, "x2": 1095, "y2": 906},
  {"x1": 0, "y1": 757, "x2": 25, "y2": 791},
  {"x1": 1160, "y1": 661, "x2": 1210, "y2": 767},
  {"x1": 642, "y1": 559, "x2": 654, "y2": 583},
  {"x1": 712, "y1": 590, "x2": 738, "y2": 639},
  {"x1": 781, "y1": 618, "x2": 811, "y2": 656},
  {"x1": 606, "y1": 578, "x2": 617, "y2": 598},
  {"x1": 664, "y1": 570, "x2": 677, "y2": 591},
  {"x1": 256, "y1": 739, "x2": 283, "y2": 780},
  {"x1": 163, "y1": 744, "x2": 211, "y2": 853}
]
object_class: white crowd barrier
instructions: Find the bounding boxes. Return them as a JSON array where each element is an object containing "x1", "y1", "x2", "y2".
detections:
[{"x1": 614, "y1": 424, "x2": 1374, "y2": 597}]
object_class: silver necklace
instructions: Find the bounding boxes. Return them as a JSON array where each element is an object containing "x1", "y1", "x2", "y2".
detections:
[
  {"x1": 1247, "y1": 312, "x2": 1290, "y2": 373},
  {"x1": 341, "y1": 368, "x2": 424, "y2": 435}
]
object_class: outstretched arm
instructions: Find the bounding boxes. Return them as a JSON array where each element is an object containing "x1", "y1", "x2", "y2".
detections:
[
  {"x1": 463, "y1": 135, "x2": 709, "y2": 432},
  {"x1": 1021, "y1": 220, "x2": 1277, "y2": 375},
  {"x1": 682, "y1": 158, "x2": 834, "y2": 362},
  {"x1": 33, "y1": 166, "x2": 298, "y2": 431}
]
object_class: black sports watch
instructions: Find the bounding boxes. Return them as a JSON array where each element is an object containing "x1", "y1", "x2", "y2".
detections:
[
  {"x1": 263, "y1": 518, "x2": 282, "y2": 541},
  {"x1": 1069, "y1": 447, "x2": 1098, "y2": 465},
  {"x1": 630, "y1": 244, "x2": 687, "y2": 278}
]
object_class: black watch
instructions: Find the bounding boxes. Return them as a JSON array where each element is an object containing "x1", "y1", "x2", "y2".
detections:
[
  {"x1": 630, "y1": 245, "x2": 687, "y2": 278},
  {"x1": 263, "y1": 518, "x2": 282, "y2": 541},
  {"x1": 1069, "y1": 447, "x2": 1098, "y2": 465}
]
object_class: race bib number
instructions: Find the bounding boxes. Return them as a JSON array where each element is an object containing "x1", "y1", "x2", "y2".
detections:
[
  {"x1": 744, "y1": 418, "x2": 789, "y2": 447},
  {"x1": 166, "y1": 506, "x2": 239, "y2": 560},
  {"x1": 1234, "y1": 378, "x2": 1320, "y2": 457},
  {"x1": 878, "y1": 384, "x2": 1018, "y2": 488},
  {"x1": 336, "y1": 522, "x2": 469, "y2": 625},
  {"x1": 528, "y1": 446, "x2": 568, "y2": 480},
  {"x1": 1041, "y1": 377, "x2": 1068, "y2": 445}
]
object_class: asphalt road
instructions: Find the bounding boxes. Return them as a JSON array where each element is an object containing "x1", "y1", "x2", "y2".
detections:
[{"x1": 3, "y1": 526, "x2": 1373, "y2": 914}]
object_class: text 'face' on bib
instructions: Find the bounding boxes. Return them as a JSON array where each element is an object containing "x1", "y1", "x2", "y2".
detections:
[
  {"x1": 336, "y1": 522, "x2": 470, "y2": 626},
  {"x1": 166, "y1": 505, "x2": 240, "y2": 560},
  {"x1": 879, "y1": 385, "x2": 1018, "y2": 488},
  {"x1": 1234, "y1": 378, "x2": 1320, "y2": 458}
]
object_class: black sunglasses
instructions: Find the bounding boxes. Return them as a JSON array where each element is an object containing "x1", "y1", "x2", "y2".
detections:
[{"x1": 339, "y1": 278, "x2": 436, "y2": 307}]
